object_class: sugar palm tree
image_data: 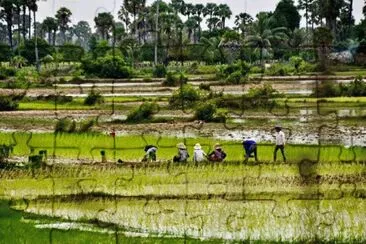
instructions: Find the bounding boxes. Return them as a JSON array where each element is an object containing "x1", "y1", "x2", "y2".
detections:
[
  {"x1": 55, "y1": 7, "x2": 72, "y2": 44},
  {"x1": 42, "y1": 17, "x2": 57, "y2": 45},
  {"x1": 170, "y1": 0, "x2": 185, "y2": 16},
  {"x1": 235, "y1": 12, "x2": 253, "y2": 36},
  {"x1": 214, "y1": 4, "x2": 232, "y2": 29},
  {"x1": 246, "y1": 13, "x2": 287, "y2": 67},
  {"x1": 206, "y1": 16, "x2": 220, "y2": 31},
  {"x1": 194, "y1": 4, "x2": 204, "y2": 41},
  {"x1": 0, "y1": 0, "x2": 14, "y2": 48},
  {"x1": 123, "y1": 0, "x2": 146, "y2": 37},
  {"x1": 26, "y1": 0, "x2": 38, "y2": 39},
  {"x1": 203, "y1": 3, "x2": 217, "y2": 32}
]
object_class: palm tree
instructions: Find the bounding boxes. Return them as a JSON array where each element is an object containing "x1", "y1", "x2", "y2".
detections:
[
  {"x1": 123, "y1": 0, "x2": 146, "y2": 37},
  {"x1": 235, "y1": 13, "x2": 253, "y2": 35},
  {"x1": 298, "y1": 0, "x2": 314, "y2": 30},
  {"x1": 183, "y1": 3, "x2": 195, "y2": 19},
  {"x1": 55, "y1": 7, "x2": 72, "y2": 44},
  {"x1": 185, "y1": 17, "x2": 198, "y2": 43},
  {"x1": 0, "y1": 0, "x2": 14, "y2": 48},
  {"x1": 203, "y1": 3, "x2": 217, "y2": 31},
  {"x1": 200, "y1": 36, "x2": 225, "y2": 64},
  {"x1": 214, "y1": 4, "x2": 232, "y2": 29},
  {"x1": 246, "y1": 13, "x2": 287, "y2": 67},
  {"x1": 118, "y1": 5, "x2": 131, "y2": 31},
  {"x1": 27, "y1": 0, "x2": 39, "y2": 71},
  {"x1": 206, "y1": 17, "x2": 220, "y2": 31},
  {"x1": 14, "y1": 0, "x2": 23, "y2": 48},
  {"x1": 194, "y1": 4, "x2": 204, "y2": 41},
  {"x1": 42, "y1": 17, "x2": 57, "y2": 45},
  {"x1": 170, "y1": 0, "x2": 185, "y2": 16},
  {"x1": 94, "y1": 12, "x2": 114, "y2": 40}
]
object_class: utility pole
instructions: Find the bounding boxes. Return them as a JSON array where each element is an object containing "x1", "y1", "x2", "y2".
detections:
[{"x1": 154, "y1": 1, "x2": 159, "y2": 66}]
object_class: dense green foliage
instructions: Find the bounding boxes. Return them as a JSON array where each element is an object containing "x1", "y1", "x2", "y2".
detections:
[
  {"x1": 126, "y1": 102, "x2": 159, "y2": 123},
  {"x1": 169, "y1": 84, "x2": 201, "y2": 108},
  {"x1": 313, "y1": 76, "x2": 366, "y2": 97},
  {"x1": 84, "y1": 90, "x2": 104, "y2": 105},
  {"x1": 81, "y1": 55, "x2": 132, "y2": 78}
]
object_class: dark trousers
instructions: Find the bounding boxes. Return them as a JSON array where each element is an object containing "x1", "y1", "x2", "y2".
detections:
[
  {"x1": 244, "y1": 144, "x2": 258, "y2": 162},
  {"x1": 274, "y1": 145, "x2": 286, "y2": 162}
]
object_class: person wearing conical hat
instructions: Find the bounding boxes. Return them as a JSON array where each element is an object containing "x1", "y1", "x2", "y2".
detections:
[
  {"x1": 208, "y1": 143, "x2": 227, "y2": 162},
  {"x1": 173, "y1": 143, "x2": 189, "y2": 163},
  {"x1": 193, "y1": 143, "x2": 207, "y2": 163}
]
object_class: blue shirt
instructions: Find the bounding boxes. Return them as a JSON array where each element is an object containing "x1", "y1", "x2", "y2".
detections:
[{"x1": 243, "y1": 140, "x2": 256, "y2": 152}]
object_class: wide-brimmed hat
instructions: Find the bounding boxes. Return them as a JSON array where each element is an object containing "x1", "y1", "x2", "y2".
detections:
[
  {"x1": 214, "y1": 143, "x2": 221, "y2": 149},
  {"x1": 177, "y1": 143, "x2": 186, "y2": 149},
  {"x1": 194, "y1": 143, "x2": 202, "y2": 150}
]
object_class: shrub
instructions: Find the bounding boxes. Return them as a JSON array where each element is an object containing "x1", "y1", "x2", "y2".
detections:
[
  {"x1": 18, "y1": 38, "x2": 53, "y2": 64},
  {"x1": 84, "y1": 90, "x2": 104, "y2": 105},
  {"x1": 36, "y1": 94, "x2": 73, "y2": 104},
  {"x1": 169, "y1": 84, "x2": 201, "y2": 108},
  {"x1": 314, "y1": 76, "x2": 366, "y2": 97},
  {"x1": 226, "y1": 71, "x2": 246, "y2": 84},
  {"x1": 199, "y1": 83, "x2": 211, "y2": 91},
  {"x1": 250, "y1": 66, "x2": 263, "y2": 74},
  {"x1": 153, "y1": 64, "x2": 167, "y2": 78},
  {"x1": 195, "y1": 102, "x2": 217, "y2": 122},
  {"x1": 289, "y1": 56, "x2": 303, "y2": 73},
  {"x1": 215, "y1": 60, "x2": 250, "y2": 82},
  {"x1": 55, "y1": 118, "x2": 94, "y2": 133},
  {"x1": 79, "y1": 119, "x2": 95, "y2": 133},
  {"x1": 0, "y1": 67, "x2": 16, "y2": 80},
  {"x1": 81, "y1": 55, "x2": 132, "y2": 79},
  {"x1": 163, "y1": 72, "x2": 188, "y2": 86},
  {"x1": 265, "y1": 63, "x2": 294, "y2": 76},
  {"x1": 126, "y1": 102, "x2": 159, "y2": 123},
  {"x1": 0, "y1": 96, "x2": 19, "y2": 111},
  {"x1": 312, "y1": 81, "x2": 340, "y2": 97}
]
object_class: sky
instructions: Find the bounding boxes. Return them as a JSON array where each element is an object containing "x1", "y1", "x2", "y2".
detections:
[{"x1": 37, "y1": 0, "x2": 365, "y2": 30}]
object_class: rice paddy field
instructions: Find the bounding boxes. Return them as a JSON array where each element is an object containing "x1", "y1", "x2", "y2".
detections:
[{"x1": 1, "y1": 75, "x2": 366, "y2": 243}]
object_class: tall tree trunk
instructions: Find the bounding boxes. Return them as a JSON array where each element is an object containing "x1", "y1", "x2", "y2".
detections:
[
  {"x1": 22, "y1": 5, "x2": 27, "y2": 40},
  {"x1": 48, "y1": 31, "x2": 52, "y2": 44},
  {"x1": 34, "y1": 10, "x2": 40, "y2": 72},
  {"x1": 7, "y1": 21, "x2": 13, "y2": 49},
  {"x1": 305, "y1": 4, "x2": 308, "y2": 31},
  {"x1": 28, "y1": 7, "x2": 32, "y2": 39},
  {"x1": 17, "y1": 6, "x2": 22, "y2": 50},
  {"x1": 348, "y1": 0, "x2": 353, "y2": 30},
  {"x1": 53, "y1": 30, "x2": 56, "y2": 46}
]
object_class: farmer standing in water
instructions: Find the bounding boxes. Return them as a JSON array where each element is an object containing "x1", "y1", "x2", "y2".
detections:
[{"x1": 273, "y1": 126, "x2": 286, "y2": 162}]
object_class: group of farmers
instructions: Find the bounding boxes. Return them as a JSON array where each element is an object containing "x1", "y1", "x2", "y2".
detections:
[{"x1": 142, "y1": 126, "x2": 287, "y2": 163}]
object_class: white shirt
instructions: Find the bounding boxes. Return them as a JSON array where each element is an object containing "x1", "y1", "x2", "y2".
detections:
[
  {"x1": 275, "y1": 131, "x2": 286, "y2": 145},
  {"x1": 193, "y1": 149, "x2": 206, "y2": 162}
]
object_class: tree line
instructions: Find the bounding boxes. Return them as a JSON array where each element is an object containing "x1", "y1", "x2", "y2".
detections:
[{"x1": 0, "y1": 0, "x2": 365, "y2": 66}]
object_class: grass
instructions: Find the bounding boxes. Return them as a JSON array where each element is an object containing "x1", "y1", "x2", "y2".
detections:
[
  {"x1": 1, "y1": 158, "x2": 366, "y2": 242},
  {"x1": 1, "y1": 132, "x2": 365, "y2": 162}
]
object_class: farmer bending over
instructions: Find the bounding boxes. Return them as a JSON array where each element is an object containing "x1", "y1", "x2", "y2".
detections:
[
  {"x1": 208, "y1": 143, "x2": 226, "y2": 162},
  {"x1": 173, "y1": 143, "x2": 189, "y2": 163},
  {"x1": 243, "y1": 138, "x2": 258, "y2": 162},
  {"x1": 142, "y1": 145, "x2": 157, "y2": 162},
  {"x1": 193, "y1": 143, "x2": 207, "y2": 163}
]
